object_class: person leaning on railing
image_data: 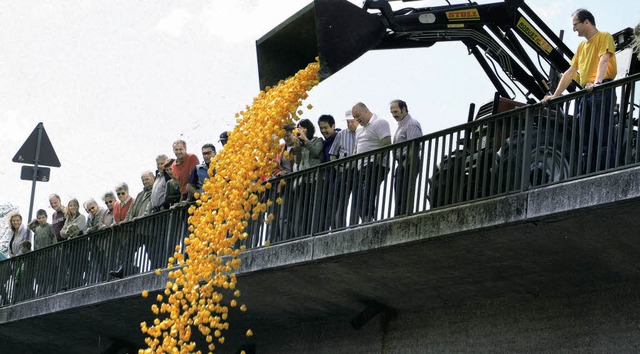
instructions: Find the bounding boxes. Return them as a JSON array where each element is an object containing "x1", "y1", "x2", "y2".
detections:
[
  {"x1": 329, "y1": 110, "x2": 359, "y2": 228},
  {"x1": 390, "y1": 99, "x2": 423, "y2": 217},
  {"x1": 542, "y1": 8, "x2": 617, "y2": 173},
  {"x1": 352, "y1": 102, "x2": 392, "y2": 223},
  {"x1": 48, "y1": 194, "x2": 66, "y2": 243},
  {"x1": 60, "y1": 199, "x2": 87, "y2": 240},
  {"x1": 28, "y1": 209, "x2": 56, "y2": 250},
  {"x1": 84, "y1": 199, "x2": 108, "y2": 234},
  {"x1": 101, "y1": 191, "x2": 117, "y2": 227},
  {"x1": 7, "y1": 211, "x2": 32, "y2": 257},
  {"x1": 163, "y1": 158, "x2": 182, "y2": 210}
]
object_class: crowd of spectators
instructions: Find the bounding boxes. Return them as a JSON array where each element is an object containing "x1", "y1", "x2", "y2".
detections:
[
  {"x1": 2, "y1": 137, "x2": 230, "y2": 259},
  {"x1": 265, "y1": 99, "x2": 423, "y2": 240},
  {"x1": 3, "y1": 99, "x2": 426, "y2": 280}
]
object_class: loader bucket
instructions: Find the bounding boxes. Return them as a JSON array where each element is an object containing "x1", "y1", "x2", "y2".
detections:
[{"x1": 256, "y1": 0, "x2": 386, "y2": 90}]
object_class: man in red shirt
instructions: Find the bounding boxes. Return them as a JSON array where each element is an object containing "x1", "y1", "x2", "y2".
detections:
[{"x1": 171, "y1": 139, "x2": 200, "y2": 200}]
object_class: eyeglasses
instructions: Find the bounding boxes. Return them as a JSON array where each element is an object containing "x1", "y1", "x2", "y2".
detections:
[
  {"x1": 105, "y1": 200, "x2": 115, "y2": 204},
  {"x1": 572, "y1": 20, "x2": 583, "y2": 28},
  {"x1": 117, "y1": 192, "x2": 126, "y2": 196}
]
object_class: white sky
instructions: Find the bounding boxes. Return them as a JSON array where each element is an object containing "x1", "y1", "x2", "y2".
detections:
[{"x1": 0, "y1": 0, "x2": 638, "y2": 223}]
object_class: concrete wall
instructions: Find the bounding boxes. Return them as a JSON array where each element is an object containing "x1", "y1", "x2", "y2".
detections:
[{"x1": 253, "y1": 284, "x2": 640, "y2": 353}]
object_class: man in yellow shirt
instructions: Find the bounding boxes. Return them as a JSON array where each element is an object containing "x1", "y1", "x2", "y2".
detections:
[{"x1": 542, "y1": 9, "x2": 617, "y2": 173}]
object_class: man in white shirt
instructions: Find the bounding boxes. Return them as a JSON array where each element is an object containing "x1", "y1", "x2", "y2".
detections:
[{"x1": 352, "y1": 102, "x2": 391, "y2": 223}]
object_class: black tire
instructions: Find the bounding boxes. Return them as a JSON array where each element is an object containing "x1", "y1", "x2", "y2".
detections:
[
  {"x1": 429, "y1": 153, "x2": 468, "y2": 208},
  {"x1": 492, "y1": 128, "x2": 573, "y2": 194}
]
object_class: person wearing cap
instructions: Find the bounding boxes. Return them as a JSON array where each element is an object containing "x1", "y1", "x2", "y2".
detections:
[
  {"x1": 219, "y1": 131, "x2": 229, "y2": 146},
  {"x1": 390, "y1": 99, "x2": 423, "y2": 216},
  {"x1": 328, "y1": 109, "x2": 360, "y2": 228}
]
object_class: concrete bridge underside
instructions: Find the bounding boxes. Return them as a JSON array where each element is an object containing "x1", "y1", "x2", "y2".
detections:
[{"x1": 2, "y1": 166, "x2": 640, "y2": 353}]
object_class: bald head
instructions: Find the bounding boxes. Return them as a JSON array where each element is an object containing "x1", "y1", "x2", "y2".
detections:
[
  {"x1": 141, "y1": 170, "x2": 155, "y2": 189},
  {"x1": 352, "y1": 102, "x2": 373, "y2": 126}
]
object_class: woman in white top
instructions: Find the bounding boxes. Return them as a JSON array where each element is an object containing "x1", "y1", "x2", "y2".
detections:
[{"x1": 8, "y1": 212, "x2": 32, "y2": 257}]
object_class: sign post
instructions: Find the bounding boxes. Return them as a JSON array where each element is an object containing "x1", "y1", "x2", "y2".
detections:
[{"x1": 12, "y1": 123, "x2": 61, "y2": 223}]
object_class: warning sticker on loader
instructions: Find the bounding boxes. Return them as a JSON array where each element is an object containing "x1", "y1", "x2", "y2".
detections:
[
  {"x1": 446, "y1": 9, "x2": 480, "y2": 21},
  {"x1": 516, "y1": 17, "x2": 553, "y2": 54}
]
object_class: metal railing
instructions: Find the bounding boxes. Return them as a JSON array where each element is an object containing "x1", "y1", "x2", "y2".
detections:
[
  {"x1": 0, "y1": 207, "x2": 189, "y2": 306},
  {"x1": 260, "y1": 73, "x2": 639, "y2": 239},
  {"x1": 1, "y1": 73, "x2": 638, "y2": 307}
]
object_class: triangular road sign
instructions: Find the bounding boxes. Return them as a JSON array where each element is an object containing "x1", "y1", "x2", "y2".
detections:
[{"x1": 12, "y1": 123, "x2": 61, "y2": 167}]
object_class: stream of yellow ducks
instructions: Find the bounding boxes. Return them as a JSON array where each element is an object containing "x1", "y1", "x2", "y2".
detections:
[{"x1": 139, "y1": 60, "x2": 320, "y2": 354}]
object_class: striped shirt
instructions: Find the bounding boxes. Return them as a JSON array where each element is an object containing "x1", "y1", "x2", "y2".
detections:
[
  {"x1": 393, "y1": 113, "x2": 423, "y2": 159},
  {"x1": 329, "y1": 128, "x2": 357, "y2": 159}
]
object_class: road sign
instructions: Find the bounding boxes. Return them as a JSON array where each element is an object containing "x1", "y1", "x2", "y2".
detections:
[
  {"x1": 12, "y1": 122, "x2": 60, "y2": 223},
  {"x1": 12, "y1": 123, "x2": 61, "y2": 167},
  {"x1": 20, "y1": 166, "x2": 50, "y2": 182}
]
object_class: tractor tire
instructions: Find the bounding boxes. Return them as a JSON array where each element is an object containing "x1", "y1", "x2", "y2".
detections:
[
  {"x1": 492, "y1": 128, "x2": 573, "y2": 194},
  {"x1": 429, "y1": 153, "x2": 467, "y2": 208}
]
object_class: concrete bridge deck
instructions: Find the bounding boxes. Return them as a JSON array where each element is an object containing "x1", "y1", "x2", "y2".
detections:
[{"x1": 2, "y1": 166, "x2": 640, "y2": 353}]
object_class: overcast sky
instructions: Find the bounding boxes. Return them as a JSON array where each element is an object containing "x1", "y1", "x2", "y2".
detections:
[{"x1": 1, "y1": 0, "x2": 638, "y2": 225}]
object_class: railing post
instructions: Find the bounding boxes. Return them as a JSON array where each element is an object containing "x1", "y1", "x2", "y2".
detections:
[{"x1": 520, "y1": 106, "x2": 534, "y2": 192}]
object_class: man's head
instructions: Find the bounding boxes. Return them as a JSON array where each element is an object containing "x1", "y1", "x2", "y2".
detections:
[
  {"x1": 283, "y1": 124, "x2": 296, "y2": 147},
  {"x1": 165, "y1": 159, "x2": 177, "y2": 179},
  {"x1": 36, "y1": 209, "x2": 48, "y2": 225},
  {"x1": 345, "y1": 109, "x2": 359, "y2": 132},
  {"x1": 390, "y1": 99, "x2": 409, "y2": 122},
  {"x1": 49, "y1": 194, "x2": 64, "y2": 213},
  {"x1": 572, "y1": 9, "x2": 596, "y2": 38},
  {"x1": 352, "y1": 102, "x2": 373, "y2": 126},
  {"x1": 141, "y1": 171, "x2": 155, "y2": 190},
  {"x1": 115, "y1": 182, "x2": 130, "y2": 203},
  {"x1": 201, "y1": 143, "x2": 216, "y2": 164},
  {"x1": 103, "y1": 192, "x2": 117, "y2": 211},
  {"x1": 318, "y1": 115, "x2": 337, "y2": 139},
  {"x1": 172, "y1": 140, "x2": 187, "y2": 161},
  {"x1": 83, "y1": 199, "x2": 100, "y2": 216},
  {"x1": 219, "y1": 131, "x2": 229, "y2": 146},
  {"x1": 156, "y1": 154, "x2": 169, "y2": 173}
]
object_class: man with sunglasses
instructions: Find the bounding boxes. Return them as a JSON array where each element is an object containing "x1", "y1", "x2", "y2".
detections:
[
  {"x1": 186, "y1": 143, "x2": 216, "y2": 201},
  {"x1": 84, "y1": 199, "x2": 108, "y2": 234},
  {"x1": 101, "y1": 191, "x2": 116, "y2": 227},
  {"x1": 113, "y1": 182, "x2": 134, "y2": 224}
]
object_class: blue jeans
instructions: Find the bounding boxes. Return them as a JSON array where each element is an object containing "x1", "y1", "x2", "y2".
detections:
[{"x1": 577, "y1": 86, "x2": 617, "y2": 173}]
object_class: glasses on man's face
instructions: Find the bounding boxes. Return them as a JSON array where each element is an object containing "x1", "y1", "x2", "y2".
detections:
[
  {"x1": 106, "y1": 200, "x2": 115, "y2": 204},
  {"x1": 573, "y1": 20, "x2": 583, "y2": 29},
  {"x1": 117, "y1": 192, "x2": 126, "y2": 196}
]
